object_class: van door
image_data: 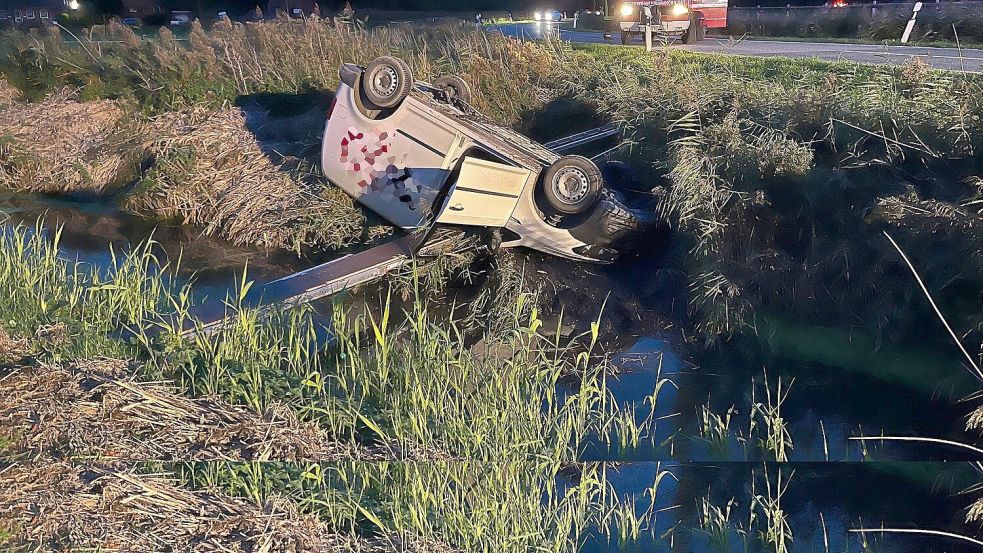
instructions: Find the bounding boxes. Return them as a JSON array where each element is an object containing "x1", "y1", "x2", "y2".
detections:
[{"x1": 436, "y1": 156, "x2": 530, "y2": 227}]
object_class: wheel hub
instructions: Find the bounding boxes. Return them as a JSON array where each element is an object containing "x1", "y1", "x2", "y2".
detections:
[
  {"x1": 373, "y1": 66, "x2": 399, "y2": 98},
  {"x1": 552, "y1": 167, "x2": 590, "y2": 204}
]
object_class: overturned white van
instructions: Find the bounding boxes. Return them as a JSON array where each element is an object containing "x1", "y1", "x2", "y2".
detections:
[{"x1": 321, "y1": 56, "x2": 646, "y2": 263}]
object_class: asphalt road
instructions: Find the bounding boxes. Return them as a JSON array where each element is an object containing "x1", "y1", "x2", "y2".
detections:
[{"x1": 493, "y1": 22, "x2": 983, "y2": 72}]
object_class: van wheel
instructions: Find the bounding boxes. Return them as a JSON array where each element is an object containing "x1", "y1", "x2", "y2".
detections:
[
  {"x1": 433, "y1": 75, "x2": 472, "y2": 106},
  {"x1": 541, "y1": 155, "x2": 603, "y2": 215},
  {"x1": 682, "y1": 15, "x2": 705, "y2": 43},
  {"x1": 362, "y1": 56, "x2": 413, "y2": 110}
]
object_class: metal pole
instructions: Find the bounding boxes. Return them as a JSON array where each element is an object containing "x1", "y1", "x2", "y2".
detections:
[
  {"x1": 901, "y1": 1, "x2": 922, "y2": 43},
  {"x1": 645, "y1": 22, "x2": 652, "y2": 51}
]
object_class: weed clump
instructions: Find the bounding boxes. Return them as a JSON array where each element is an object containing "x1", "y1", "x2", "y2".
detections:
[
  {"x1": 0, "y1": 359, "x2": 368, "y2": 461},
  {"x1": 0, "y1": 462, "x2": 377, "y2": 552},
  {"x1": 0, "y1": 92, "x2": 140, "y2": 195},
  {"x1": 0, "y1": 77, "x2": 17, "y2": 106},
  {"x1": 125, "y1": 107, "x2": 363, "y2": 252},
  {"x1": 0, "y1": 327, "x2": 28, "y2": 364}
]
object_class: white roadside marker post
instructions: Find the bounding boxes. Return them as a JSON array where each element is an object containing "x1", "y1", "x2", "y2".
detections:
[
  {"x1": 644, "y1": 6, "x2": 653, "y2": 51},
  {"x1": 901, "y1": 1, "x2": 922, "y2": 44}
]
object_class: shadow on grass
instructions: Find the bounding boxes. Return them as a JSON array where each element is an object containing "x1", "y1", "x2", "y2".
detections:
[{"x1": 235, "y1": 90, "x2": 336, "y2": 165}]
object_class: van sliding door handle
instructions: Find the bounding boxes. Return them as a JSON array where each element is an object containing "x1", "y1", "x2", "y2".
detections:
[{"x1": 449, "y1": 204, "x2": 464, "y2": 211}]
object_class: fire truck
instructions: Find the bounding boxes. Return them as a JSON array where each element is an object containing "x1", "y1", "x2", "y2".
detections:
[{"x1": 616, "y1": 0, "x2": 728, "y2": 44}]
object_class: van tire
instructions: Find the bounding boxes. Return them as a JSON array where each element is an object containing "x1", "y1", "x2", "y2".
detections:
[
  {"x1": 433, "y1": 75, "x2": 472, "y2": 106},
  {"x1": 362, "y1": 56, "x2": 413, "y2": 110},
  {"x1": 682, "y1": 14, "x2": 705, "y2": 43},
  {"x1": 541, "y1": 156, "x2": 603, "y2": 215}
]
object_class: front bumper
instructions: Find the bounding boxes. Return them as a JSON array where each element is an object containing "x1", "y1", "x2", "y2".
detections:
[{"x1": 620, "y1": 20, "x2": 689, "y2": 34}]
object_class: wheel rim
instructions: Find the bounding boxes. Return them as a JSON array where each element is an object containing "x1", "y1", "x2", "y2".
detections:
[
  {"x1": 551, "y1": 167, "x2": 590, "y2": 205},
  {"x1": 371, "y1": 65, "x2": 400, "y2": 99}
]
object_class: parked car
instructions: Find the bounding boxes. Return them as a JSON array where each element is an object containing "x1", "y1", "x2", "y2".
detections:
[
  {"x1": 320, "y1": 57, "x2": 648, "y2": 263},
  {"x1": 534, "y1": 9, "x2": 562, "y2": 22},
  {"x1": 168, "y1": 10, "x2": 193, "y2": 27}
]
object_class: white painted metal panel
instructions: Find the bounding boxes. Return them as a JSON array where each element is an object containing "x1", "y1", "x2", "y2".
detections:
[{"x1": 436, "y1": 157, "x2": 530, "y2": 227}]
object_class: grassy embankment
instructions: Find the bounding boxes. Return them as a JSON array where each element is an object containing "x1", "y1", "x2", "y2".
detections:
[
  {"x1": 558, "y1": 43, "x2": 983, "y2": 455},
  {"x1": 1, "y1": 17, "x2": 983, "y2": 548}
]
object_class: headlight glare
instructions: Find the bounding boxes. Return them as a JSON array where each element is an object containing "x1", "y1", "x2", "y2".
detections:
[
  {"x1": 620, "y1": 4, "x2": 634, "y2": 17},
  {"x1": 671, "y1": 3, "x2": 688, "y2": 16}
]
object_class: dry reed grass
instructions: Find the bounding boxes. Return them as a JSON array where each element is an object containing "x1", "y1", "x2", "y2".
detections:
[
  {"x1": 967, "y1": 407, "x2": 983, "y2": 433},
  {"x1": 0, "y1": 77, "x2": 17, "y2": 106},
  {"x1": 873, "y1": 189, "x2": 982, "y2": 230},
  {"x1": 0, "y1": 359, "x2": 369, "y2": 461},
  {"x1": 0, "y1": 92, "x2": 138, "y2": 195},
  {"x1": 0, "y1": 462, "x2": 394, "y2": 552},
  {"x1": 967, "y1": 495, "x2": 983, "y2": 523},
  {"x1": 125, "y1": 107, "x2": 364, "y2": 252},
  {"x1": 0, "y1": 19, "x2": 554, "y2": 125},
  {"x1": 0, "y1": 328, "x2": 29, "y2": 364}
]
